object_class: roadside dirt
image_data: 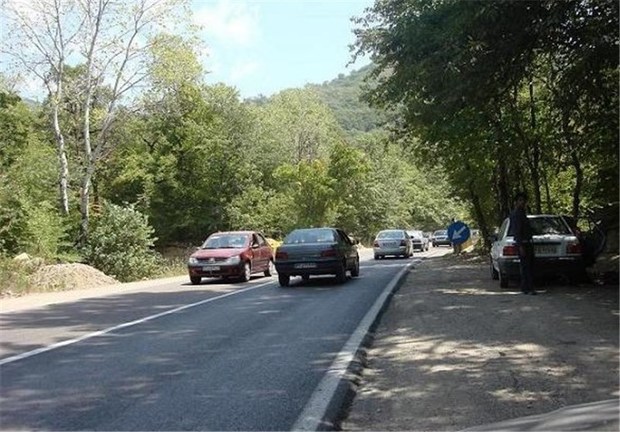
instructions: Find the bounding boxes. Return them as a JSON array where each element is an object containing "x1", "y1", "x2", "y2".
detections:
[{"x1": 342, "y1": 252, "x2": 619, "y2": 431}]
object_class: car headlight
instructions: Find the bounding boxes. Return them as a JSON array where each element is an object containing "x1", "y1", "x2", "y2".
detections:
[
  {"x1": 188, "y1": 257, "x2": 199, "y2": 265},
  {"x1": 225, "y1": 255, "x2": 241, "y2": 265}
]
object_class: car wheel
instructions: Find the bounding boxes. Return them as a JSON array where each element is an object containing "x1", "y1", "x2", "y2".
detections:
[
  {"x1": 241, "y1": 262, "x2": 251, "y2": 282},
  {"x1": 490, "y1": 259, "x2": 499, "y2": 280},
  {"x1": 335, "y1": 261, "x2": 347, "y2": 284},
  {"x1": 190, "y1": 276, "x2": 201, "y2": 285},
  {"x1": 264, "y1": 260, "x2": 275, "y2": 277},
  {"x1": 302, "y1": 274, "x2": 310, "y2": 282},
  {"x1": 351, "y1": 256, "x2": 360, "y2": 277},
  {"x1": 374, "y1": 255, "x2": 380, "y2": 260},
  {"x1": 499, "y1": 271, "x2": 509, "y2": 288},
  {"x1": 278, "y1": 273, "x2": 290, "y2": 287}
]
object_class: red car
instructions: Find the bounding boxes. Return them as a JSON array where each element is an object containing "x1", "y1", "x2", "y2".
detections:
[{"x1": 187, "y1": 231, "x2": 275, "y2": 284}]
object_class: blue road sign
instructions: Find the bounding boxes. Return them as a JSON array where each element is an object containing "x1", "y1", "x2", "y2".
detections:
[{"x1": 447, "y1": 221, "x2": 470, "y2": 245}]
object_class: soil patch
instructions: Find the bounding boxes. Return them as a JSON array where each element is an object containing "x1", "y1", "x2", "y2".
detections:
[{"x1": 26, "y1": 263, "x2": 119, "y2": 294}]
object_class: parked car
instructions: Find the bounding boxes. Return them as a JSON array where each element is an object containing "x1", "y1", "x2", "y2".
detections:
[
  {"x1": 187, "y1": 231, "x2": 274, "y2": 284},
  {"x1": 489, "y1": 214, "x2": 585, "y2": 288},
  {"x1": 373, "y1": 229, "x2": 413, "y2": 259},
  {"x1": 274, "y1": 227, "x2": 360, "y2": 286},
  {"x1": 407, "y1": 229, "x2": 429, "y2": 252},
  {"x1": 431, "y1": 229, "x2": 451, "y2": 247}
]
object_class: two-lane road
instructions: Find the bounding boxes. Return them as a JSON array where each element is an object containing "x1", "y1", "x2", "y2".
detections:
[{"x1": 0, "y1": 248, "x2": 449, "y2": 430}]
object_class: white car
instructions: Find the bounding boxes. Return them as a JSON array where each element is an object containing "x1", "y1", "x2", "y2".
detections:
[
  {"x1": 373, "y1": 229, "x2": 413, "y2": 259},
  {"x1": 407, "y1": 230, "x2": 429, "y2": 252},
  {"x1": 490, "y1": 214, "x2": 585, "y2": 288}
]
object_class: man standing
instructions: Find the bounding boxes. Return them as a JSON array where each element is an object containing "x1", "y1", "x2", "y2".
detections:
[{"x1": 510, "y1": 192, "x2": 536, "y2": 295}]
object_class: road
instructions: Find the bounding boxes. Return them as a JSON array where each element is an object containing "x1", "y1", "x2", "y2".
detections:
[{"x1": 0, "y1": 247, "x2": 450, "y2": 431}]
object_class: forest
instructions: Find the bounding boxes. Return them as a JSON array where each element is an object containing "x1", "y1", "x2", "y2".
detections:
[{"x1": 0, "y1": 0, "x2": 617, "y2": 286}]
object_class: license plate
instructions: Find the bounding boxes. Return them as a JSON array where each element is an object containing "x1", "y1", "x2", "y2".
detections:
[
  {"x1": 294, "y1": 263, "x2": 317, "y2": 269},
  {"x1": 383, "y1": 242, "x2": 397, "y2": 247},
  {"x1": 202, "y1": 266, "x2": 220, "y2": 271},
  {"x1": 535, "y1": 245, "x2": 556, "y2": 254}
]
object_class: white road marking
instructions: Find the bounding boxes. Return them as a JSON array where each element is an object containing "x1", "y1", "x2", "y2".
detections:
[
  {"x1": 0, "y1": 280, "x2": 275, "y2": 366},
  {"x1": 291, "y1": 260, "x2": 414, "y2": 431}
]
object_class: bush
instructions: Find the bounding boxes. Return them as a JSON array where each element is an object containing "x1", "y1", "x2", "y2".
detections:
[{"x1": 83, "y1": 203, "x2": 160, "y2": 282}]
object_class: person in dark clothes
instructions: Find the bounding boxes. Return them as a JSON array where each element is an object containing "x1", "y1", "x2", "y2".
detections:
[{"x1": 510, "y1": 192, "x2": 537, "y2": 295}]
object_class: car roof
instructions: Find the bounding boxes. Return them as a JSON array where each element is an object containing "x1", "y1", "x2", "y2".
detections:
[{"x1": 211, "y1": 231, "x2": 256, "y2": 235}]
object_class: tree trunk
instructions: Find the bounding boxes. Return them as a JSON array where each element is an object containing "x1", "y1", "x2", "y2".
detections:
[
  {"x1": 468, "y1": 181, "x2": 490, "y2": 249},
  {"x1": 52, "y1": 101, "x2": 70, "y2": 216},
  {"x1": 571, "y1": 150, "x2": 583, "y2": 219}
]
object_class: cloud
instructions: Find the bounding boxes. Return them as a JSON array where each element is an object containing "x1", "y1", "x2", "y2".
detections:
[{"x1": 194, "y1": 0, "x2": 260, "y2": 47}]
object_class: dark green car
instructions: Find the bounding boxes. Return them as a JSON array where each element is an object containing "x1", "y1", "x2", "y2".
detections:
[{"x1": 274, "y1": 227, "x2": 360, "y2": 287}]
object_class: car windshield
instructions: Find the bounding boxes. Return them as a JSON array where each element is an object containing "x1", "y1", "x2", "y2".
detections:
[
  {"x1": 283, "y1": 228, "x2": 336, "y2": 244},
  {"x1": 377, "y1": 230, "x2": 404, "y2": 239},
  {"x1": 202, "y1": 234, "x2": 249, "y2": 249},
  {"x1": 509, "y1": 216, "x2": 572, "y2": 236},
  {"x1": 408, "y1": 231, "x2": 423, "y2": 238}
]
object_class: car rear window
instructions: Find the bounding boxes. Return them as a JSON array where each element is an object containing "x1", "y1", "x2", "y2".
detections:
[
  {"x1": 283, "y1": 228, "x2": 336, "y2": 244},
  {"x1": 433, "y1": 230, "x2": 447, "y2": 236},
  {"x1": 377, "y1": 230, "x2": 404, "y2": 239},
  {"x1": 508, "y1": 216, "x2": 572, "y2": 236}
]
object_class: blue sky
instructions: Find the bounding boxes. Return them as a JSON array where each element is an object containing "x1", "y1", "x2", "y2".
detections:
[{"x1": 192, "y1": 0, "x2": 374, "y2": 98}]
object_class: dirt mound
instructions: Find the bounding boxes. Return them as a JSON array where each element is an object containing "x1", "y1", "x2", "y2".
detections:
[{"x1": 28, "y1": 263, "x2": 119, "y2": 292}]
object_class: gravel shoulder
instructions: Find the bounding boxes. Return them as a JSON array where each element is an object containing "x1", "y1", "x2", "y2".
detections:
[{"x1": 342, "y1": 253, "x2": 619, "y2": 431}]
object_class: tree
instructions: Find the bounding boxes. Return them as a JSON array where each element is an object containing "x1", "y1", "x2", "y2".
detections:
[{"x1": 2, "y1": 0, "x2": 196, "y2": 244}]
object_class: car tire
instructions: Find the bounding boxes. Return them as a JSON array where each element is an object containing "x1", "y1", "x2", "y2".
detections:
[
  {"x1": 499, "y1": 271, "x2": 509, "y2": 288},
  {"x1": 490, "y1": 259, "x2": 499, "y2": 280},
  {"x1": 335, "y1": 261, "x2": 347, "y2": 284},
  {"x1": 278, "y1": 273, "x2": 290, "y2": 287},
  {"x1": 264, "y1": 260, "x2": 275, "y2": 277},
  {"x1": 301, "y1": 274, "x2": 310, "y2": 282},
  {"x1": 351, "y1": 256, "x2": 360, "y2": 277},
  {"x1": 190, "y1": 276, "x2": 201, "y2": 285},
  {"x1": 374, "y1": 255, "x2": 380, "y2": 260},
  {"x1": 241, "y1": 262, "x2": 251, "y2": 282}
]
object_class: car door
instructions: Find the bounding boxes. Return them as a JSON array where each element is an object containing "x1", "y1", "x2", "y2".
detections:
[
  {"x1": 256, "y1": 233, "x2": 272, "y2": 270},
  {"x1": 491, "y1": 218, "x2": 510, "y2": 269},
  {"x1": 249, "y1": 233, "x2": 265, "y2": 271},
  {"x1": 336, "y1": 229, "x2": 357, "y2": 268}
]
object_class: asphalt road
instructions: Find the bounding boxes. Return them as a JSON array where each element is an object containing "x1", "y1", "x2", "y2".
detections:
[{"x1": 0, "y1": 247, "x2": 448, "y2": 431}]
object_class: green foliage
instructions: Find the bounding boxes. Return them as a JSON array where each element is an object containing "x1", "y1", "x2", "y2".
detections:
[
  {"x1": 353, "y1": 0, "x2": 618, "y2": 239},
  {"x1": 83, "y1": 203, "x2": 160, "y2": 282},
  {"x1": 0, "y1": 90, "x2": 69, "y2": 259}
]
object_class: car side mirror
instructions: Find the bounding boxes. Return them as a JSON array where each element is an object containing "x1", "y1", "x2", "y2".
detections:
[{"x1": 252, "y1": 243, "x2": 259, "y2": 249}]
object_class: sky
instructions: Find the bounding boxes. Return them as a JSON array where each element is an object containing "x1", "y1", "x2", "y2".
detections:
[{"x1": 192, "y1": 0, "x2": 374, "y2": 99}]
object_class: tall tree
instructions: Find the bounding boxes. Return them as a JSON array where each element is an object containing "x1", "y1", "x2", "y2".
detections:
[{"x1": 1, "y1": 0, "x2": 196, "y2": 243}]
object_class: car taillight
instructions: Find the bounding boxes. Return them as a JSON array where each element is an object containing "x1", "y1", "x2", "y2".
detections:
[
  {"x1": 373, "y1": 241, "x2": 380, "y2": 247},
  {"x1": 566, "y1": 242, "x2": 582, "y2": 254},
  {"x1": 321, "y1": 247, "x2": 337, "y2": 257},
  {"x1": 275, "y1": 251, "x2": 288, "y2": 260},
  {"x1": 400, "y1": 240, "x2": 406, "y2": 246},
  {"x1": 502, "y1": 245, "x2": 519, "y2": 256}
]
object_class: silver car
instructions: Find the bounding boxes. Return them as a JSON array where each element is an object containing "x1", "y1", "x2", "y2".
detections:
[
  {"x1": 490, "y1": 214, "x2": 585, "y2": 288},
  {"x1": 373, "y1": 229, "x2": 413, "y2": 259}
]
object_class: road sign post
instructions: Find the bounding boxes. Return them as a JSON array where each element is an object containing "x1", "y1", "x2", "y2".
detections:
[{"x1": 447, "y1": 221, "x2": 470, "y2": 254}]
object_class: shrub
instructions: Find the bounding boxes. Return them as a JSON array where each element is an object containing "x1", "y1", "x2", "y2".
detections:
[{"x1": 83, "y1": 203, "x2": 160, "y2": 282}]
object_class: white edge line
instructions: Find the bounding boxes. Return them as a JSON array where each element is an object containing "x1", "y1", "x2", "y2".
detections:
[
  {"x1": 291, "y1": 261, "x2": 414, "y2": 431},
  {"x1": 0, "y1": 280, "x2": 274, "y2": 366}
]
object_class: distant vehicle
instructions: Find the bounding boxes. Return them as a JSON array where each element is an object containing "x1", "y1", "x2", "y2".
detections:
[
  {"x1": 431, "y1": 230, "x2": 451, "y2": 247},
  {"x1": 407, "y1": 229, "x2": 429, "y2": 252},
  {"x1": 373, "y1": 229, "x2": 413, "y2": 259},
  {"x1": 489, "y1": 214, "x2": 585, "y2": 288},
  {"x1": 274, "y1": 227, "x2": 359, "y2": 287},
  {"x1": 187, "y1": 231, "x2": 274, "y2": 284}
]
